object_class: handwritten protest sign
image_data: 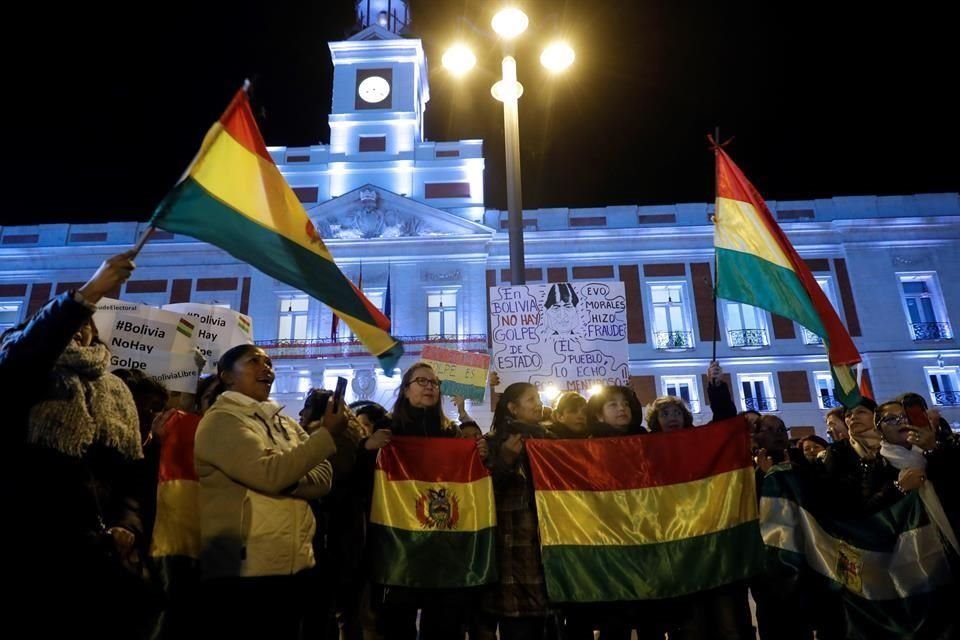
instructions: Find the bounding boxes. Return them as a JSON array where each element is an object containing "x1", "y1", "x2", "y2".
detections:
[
  {"x1": 489, "y1": 282, "x2": 629, "y2": 393},
  {"x1": 93, "y1": 299, "x2": 200, "y2": 393},
  {"x1": 421, "y1": 345, "x2": 491, "y2": 402},
  {"x1": 163, "y1": 303, "x2": 254, "y2": 374}
]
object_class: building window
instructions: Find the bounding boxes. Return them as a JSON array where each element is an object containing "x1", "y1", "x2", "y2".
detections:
[
  {"x1": 899, "y1": 274, "x2": 952, "y2": 341},
  {"x1": 813, "y1": 372, "x2": 842, "y2": 409},
  {"x1": 724, "y1": 302, "x2": 769, "y2": 348},
  {"x1": 279, "y1": 296, "x2": 309, "y2": 341},
  {"x1": 424, "y1": 182, "x2": 471, "y2": 199},
  {"x1": 427, "y1": 289, "x2": 458, "y2": 338},
  {"x1": 738, "y1": 373, "x2": 778, "y2": 412},
  {"x1": 649, "y1": 283, "x2": 694, "y2": 350},
  {"x1": 662, "y1": 375, "x2": 701, "y2": 414},
  {"x1": 359, "y1": 135, "x2": 386, "y2": 152},
  {"x1": 292, "y1": 186, "x2": 319, "y2": 204},
  {"x1": 925, "y1": 367, "x2": 960, "y2": 407},
  {"x1": 336, "y1": 289, "x2": 385, "y2": 341},
  {"x1": 801, "y1": 277, "x2": 838, "y2": 345},
  {"x1": 0, "y1": 301, "x2": 22, "y2": 331}
]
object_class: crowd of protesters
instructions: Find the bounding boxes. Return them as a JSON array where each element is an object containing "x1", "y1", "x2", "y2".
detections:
[{"x1": 5, "y1": 251, "x2": 958, "y2": 639}]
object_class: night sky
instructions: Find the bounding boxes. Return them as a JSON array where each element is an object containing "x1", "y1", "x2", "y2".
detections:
[{"x1": 5, "y1": 0, "x2": 957, "y2": 226}]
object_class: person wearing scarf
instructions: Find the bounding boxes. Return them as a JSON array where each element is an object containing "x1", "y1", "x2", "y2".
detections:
[
  {"x1": 822, "y1": 397, "x2": 902, "y2": 515},
  {"x1": 875, "y1": 401, "x2": 960, "y2": 555}
]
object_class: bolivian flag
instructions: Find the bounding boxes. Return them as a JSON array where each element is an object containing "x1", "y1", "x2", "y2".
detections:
[
  {"x1": 369, "y1": 436, "x2": 497, "y2": 588},
  {"x1": 525, "y1": 417, "x2": 763, "y2": 602},
  {"x1": 761, "y1": 467, "x2": 955, "y2": 639},
  {"x1": 713, "y1": 145, "x2": 864, "y2": 406},
  {"x1": 150, "y1": 85, "x2": 402, "y2": 370},
  {"x1": 150, "y1": 410, "x2": 201, "y2": 561}
]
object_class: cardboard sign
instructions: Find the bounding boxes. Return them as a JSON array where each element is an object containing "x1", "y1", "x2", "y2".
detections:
[
  {"x1": 421, "y1": 345, "x2": 491, "y2": 402},
  {"x1": 489, "y1": 281, "x2": 629, "y2": 393}
]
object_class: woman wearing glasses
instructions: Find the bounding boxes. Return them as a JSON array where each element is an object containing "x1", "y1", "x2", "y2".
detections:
[{"x1": 367, "y1": 361, "x2": 486, "y2": 640}]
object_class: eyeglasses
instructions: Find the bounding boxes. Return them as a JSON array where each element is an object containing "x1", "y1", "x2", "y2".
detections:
[
  {"x1": 878, "y1": 414, "x2": 908, "y2": 427},
  {"x1": 410, "y1": 377, "x2": 440, "y2": 389}
]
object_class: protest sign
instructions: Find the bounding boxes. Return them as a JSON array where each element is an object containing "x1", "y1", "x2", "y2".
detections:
[
  {"x1": 421, "y1": 345, "x2": 491, "y2": 402},
  {"x1": 489, "y1": 282, "x2": 629, "y2": 393}
]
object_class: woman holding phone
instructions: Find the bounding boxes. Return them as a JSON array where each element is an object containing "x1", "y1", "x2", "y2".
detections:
[{"x1": 194, "y1": 344, "x2": 347, "y2": 638}]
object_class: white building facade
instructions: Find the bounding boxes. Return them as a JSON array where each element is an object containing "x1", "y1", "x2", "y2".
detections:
[{"x1": 2, "y1": 6, "x2": 958, "y2": 434}]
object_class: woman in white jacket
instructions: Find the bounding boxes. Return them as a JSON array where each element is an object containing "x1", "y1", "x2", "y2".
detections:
[{"x1": 195, "y1": 344, "x2": 346, "y2": 638}]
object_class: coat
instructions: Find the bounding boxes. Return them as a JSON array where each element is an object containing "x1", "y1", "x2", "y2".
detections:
[{"x1": 194, "y1": 391, "x2": 335, "y2": 579}]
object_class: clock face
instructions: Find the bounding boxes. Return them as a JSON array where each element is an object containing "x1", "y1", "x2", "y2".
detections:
[{"x1": 358, "y1": 76, "x2": 391, "y2": 104}]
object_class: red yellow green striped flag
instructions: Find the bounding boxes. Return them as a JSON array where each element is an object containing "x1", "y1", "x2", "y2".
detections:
[
  {"x1": 713, "y1": 145, "x2": 865, "y2": 405},
  {"x1": 525, "y1": 417, "x2": 763, "y2": 602},
  {"x1": 369, "y1": 436, "x2": 497, "y2": 588},
  {"x1": 150, "y1": 86, "x2": 402, "y2": 370},
  {"x1": 150, "y1": 410, "x2": 202, "y2": 560}
]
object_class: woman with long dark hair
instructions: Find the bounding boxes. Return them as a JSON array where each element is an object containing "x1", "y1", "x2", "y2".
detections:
[
  {"x1": 367, "y1": 361, "x2": 486, "y2": 640},
  {"x1": 482, "y1": 382, "x2": 557, "y2": 639}
]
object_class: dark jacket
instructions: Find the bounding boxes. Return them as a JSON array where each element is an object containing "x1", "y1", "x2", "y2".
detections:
[
  {"x1": 2, "y1": 291, "x2": 94, "y2": 444},
  {"x1": 821, "y1": 439, "x2": 901, "y2": 515},
  {"x1": 5, "y1": 293, "x2": 151, "y2": 636},
  {"x1": 483, "y1": 419, "x2": 556, "y2": 618}
]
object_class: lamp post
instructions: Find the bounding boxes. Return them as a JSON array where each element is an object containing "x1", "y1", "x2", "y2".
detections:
[{"x1": 443, "y1": 7, "x2": 574, "y2": 285}]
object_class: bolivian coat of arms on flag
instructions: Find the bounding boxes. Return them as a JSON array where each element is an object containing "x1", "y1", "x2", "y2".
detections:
[{"x1": 368, "y1": 437, "x2": 496, "y2": 588}]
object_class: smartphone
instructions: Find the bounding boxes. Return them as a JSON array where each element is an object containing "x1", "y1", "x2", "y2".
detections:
[
  {"x1": 306, "y1": 389, "x2": 332, "y2": 423},
  {"x1": 331, "y1": 376, "x2": 348, "y2": 413},
  {"x1": 904, "y1": 403, "x2": 930, "y2": 429}
]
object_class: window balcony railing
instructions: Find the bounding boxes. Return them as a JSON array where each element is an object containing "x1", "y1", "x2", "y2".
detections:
[
  {"x1": 654, "y1": 331, "x2": 695, "y2": 351},
  {"x1": 910, "y1": 322, "x2": 952, "y2": 341},
  {"x1": 933, "y1": 391, "x2": 960, "y2": 406},
  {"x1": 257, "y1": 333, "x2": 488, "y2": 361},
  {"x1": 728, "y1": 329, "x2": 769, "y2": 348},
  {"x1": 818, "y1": 394, "x2": 844, "y2": 409},
  {"x1": 743, "y1": 396, "x2": 778, "y2": 412},
  {"x1": 802, "y1": 327, "x2": 824, "y2": 346}
]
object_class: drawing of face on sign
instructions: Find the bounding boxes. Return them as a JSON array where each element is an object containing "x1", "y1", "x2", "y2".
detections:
[{"x1": 542, "y1": 283, "x2": 580, "y2": 336}]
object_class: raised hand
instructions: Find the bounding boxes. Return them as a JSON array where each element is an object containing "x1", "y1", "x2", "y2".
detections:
[{"x1": 78, "y1": 250, "x2": 137, "y2": 303}]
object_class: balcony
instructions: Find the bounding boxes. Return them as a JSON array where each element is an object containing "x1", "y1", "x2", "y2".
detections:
[
  {"x1": 743, "y1": 396, "x2": 778, "y2": 412},
  {"x1": 910, "y1": 322, "x2": 952, "y2": 341},
  {"x1": 728, "y1": 329, "x2": 769, "y2": 348},
  {"x1": 257, "y1": 333, "x2": 488, "y2": 361},
  {"x1": 802, "y1": 327, "x2": 824, "y2": 346},
  {"x1": 654, "y1": 331, "x2": 695, "y2": 351},
  {"x1": 933, "y1": 391, "x2": 960, "y2": 406},
  {"x1": 818, "y1": 394, "x2": 844, "y2": 409}
]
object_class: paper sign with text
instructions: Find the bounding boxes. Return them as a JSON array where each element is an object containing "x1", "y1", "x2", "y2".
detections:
[
  {"x1": 420, "y1": 345, "x2": 491, "y2": 402},
  {"x1": 93, "y1": 299, "x2": 200, "y2": 393},
  {"x1": 163, "y1": 303, "x2": 254, "y2": 374},
  {"x1": 488, "y1": 282, "x2": 629, "y2": 393}
]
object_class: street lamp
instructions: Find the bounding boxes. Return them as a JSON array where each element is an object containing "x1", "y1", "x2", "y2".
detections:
[{"x1": 443, "y1": 7, "x2": 574, "y2": 285}]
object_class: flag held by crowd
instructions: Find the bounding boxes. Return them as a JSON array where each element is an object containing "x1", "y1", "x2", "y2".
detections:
[
  {"x1": 712, "y1": 146, "x2": 865, "y2": 406},
  {"x1": 369, "y1": 437, "x2": 497, "y2": 588},
  {"x1": 150, "y1": 85, "x2": 403, "y2": 371},
  {"x1": 525, "y1": 417, "x2": 763, "y2": 602},
  {"x1": 760, "y1": 467, "x2": 955, "y2": 639}
]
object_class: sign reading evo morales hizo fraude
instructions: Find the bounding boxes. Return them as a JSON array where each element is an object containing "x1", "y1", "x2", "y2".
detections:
[{"x1": 489, "y1": 281, "x2": 629, "y2": 393}]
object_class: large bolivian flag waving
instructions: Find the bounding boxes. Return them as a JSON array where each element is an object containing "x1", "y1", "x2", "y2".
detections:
[
  {"x1": 713, "y1": 146, "x2": 864, "y2": 405},
  {"x1": 369, "y1": 436, "x2": 497, "y2": 588},
  {"x1": 151, "y1": 86, "x2": 402, "y2": 370},
  {"x1": 525, "y1": 417, "x2": 763, "y2": 602}
]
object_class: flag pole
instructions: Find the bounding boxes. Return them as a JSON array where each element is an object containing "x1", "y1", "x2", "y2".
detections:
[
  {"x1": 711, "y1": 126, "x2": 721, "y2": 363},
  {"x1": 130, "y1": 225, "x2": 156, "y2": 258}
]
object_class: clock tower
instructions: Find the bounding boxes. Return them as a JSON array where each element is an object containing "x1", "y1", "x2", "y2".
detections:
[{"x1": 328, "y1": 0, "x2": 428, "y2": 158}]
